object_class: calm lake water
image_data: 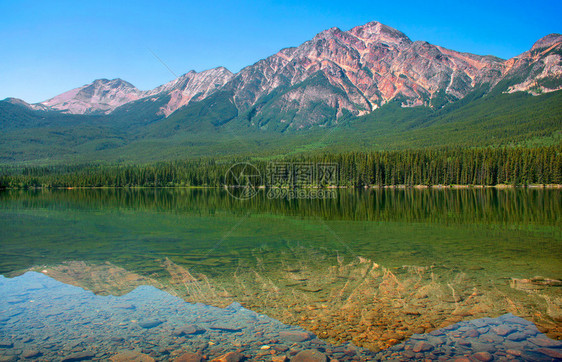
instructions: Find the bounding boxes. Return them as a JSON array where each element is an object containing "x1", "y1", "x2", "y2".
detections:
[{"x1": 0, "y1": 188, "x2": 561, "y2": 360}]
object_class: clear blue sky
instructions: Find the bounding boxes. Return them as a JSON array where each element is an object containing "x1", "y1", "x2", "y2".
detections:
[{"x1": 1, "y1": 0, "x2": 561, "y2": 103}]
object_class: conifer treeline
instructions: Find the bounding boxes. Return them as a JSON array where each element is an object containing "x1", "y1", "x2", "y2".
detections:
[{"x1": 1, "y1": 146, "x2": 560, "y2": 189}]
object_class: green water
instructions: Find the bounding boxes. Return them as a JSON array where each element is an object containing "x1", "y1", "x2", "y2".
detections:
[
  {"x1": 0, "y1": 188, "x2": 560, "y2": 348},
  {"x1": 0, "y1": 188, "x2": 560, "y2": 277}
]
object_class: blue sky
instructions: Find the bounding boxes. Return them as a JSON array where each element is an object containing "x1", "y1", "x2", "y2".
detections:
[{"x1": 1, "y1": 0, "x2": 561, "y2": 103}]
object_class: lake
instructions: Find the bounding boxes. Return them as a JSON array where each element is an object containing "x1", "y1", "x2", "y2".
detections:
[{"x1": 0, "y1": 188, "x2": 561, "y2": 361}]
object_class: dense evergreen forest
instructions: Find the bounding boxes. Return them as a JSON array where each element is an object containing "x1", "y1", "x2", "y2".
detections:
[{"x1": 1, "y1": 146, "x2": 561, "y2": 189}]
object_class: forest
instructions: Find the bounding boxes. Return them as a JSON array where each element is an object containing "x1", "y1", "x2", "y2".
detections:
[{"x1": 1, "y1": 146, "x2": 561, "y2": 189}]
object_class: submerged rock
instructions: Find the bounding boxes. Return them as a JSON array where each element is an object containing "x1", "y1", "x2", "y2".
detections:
[
  {"x1": 138, "y1": 319, "x2": 163, "y2": 329},
  {"x1": 114, "y1": 303, "x2": 136, "y2": 310},
  {"x1": 210, "y1": 352, "x2": 243, "y2": 362},
  {"x1": 537, "y1": 348, "x2": 562, "y2": 359},
  {"x1": 492, "y1": 326, "x2": 515, "y2": 336},
  {"x1": 208, "y1": 325, "x2": 242, "y2": 332},
  {"x1": 472, "y1": 351, "x2": 493, "y2": 361},
  {"x1": 173, "y1": 352, "x2": 203, "y2": 362},
  {"x1": 0, "y1": 356, "x2": 17, "y2": 362},
  {"x1": 292, "y1": 349, "x2": 328, "y2": 362},
  {"x1": 172, "y1": 324, "x2": 205, "y2": 336},
  {"x1": 110, "y1": 351, "x2": 155, "y2": 362},
  {"x1": 61, "y1": 351, "x2": 95, "y2": 361},
  {"x1": 529, "y1": 336, "x2": 562, "y2": 347},
  {"x1": 506, "y1": 332, "x2": 526, "y2": 341},
  {"x1": 279, "y1": 331, "x2": 312, "y2": 342},
  {"x1": 412, "y1": 341, "x2": 433, "y2": 353},
  {"x1": 21, "y1": 350, "x2": 41, "y2": 359}
]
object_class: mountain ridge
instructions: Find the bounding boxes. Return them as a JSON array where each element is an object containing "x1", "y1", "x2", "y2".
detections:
[
  {"x1": 24, "y1": 67, "x2": 234, "y2": 117},
  {"x1": 9, "y1": 21, "x2": 560, "y2": 130}
]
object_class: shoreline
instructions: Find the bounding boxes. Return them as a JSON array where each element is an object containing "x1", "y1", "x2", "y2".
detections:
[{"x1": 1, "y1": 184, "x2": 562, "y2": 191}]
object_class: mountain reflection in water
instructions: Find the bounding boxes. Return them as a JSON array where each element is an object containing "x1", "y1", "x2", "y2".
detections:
[{"x1": 1, "y1": 272, "x2": 561, "y2": 361}]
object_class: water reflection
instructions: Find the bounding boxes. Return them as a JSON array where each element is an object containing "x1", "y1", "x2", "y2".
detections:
[
  {"x1": 21, "y1": 251, "x2": 562, "y2": 352},
  {"x1": 1, "y1": 188, "x2": 561, "y2": 225},
  {"x1": 0, "y1": 188, "x2": 560, "y2": 354},
  {"x1": 1, "y1": 272, "x2": 561, "y2": 361}
]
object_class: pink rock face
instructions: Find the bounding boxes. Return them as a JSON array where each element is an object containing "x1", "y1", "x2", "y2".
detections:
[
  {"x1": 31, "y1": 22, "x2": 561, "y2": 127},
  {"x1": 181, "y1": 23, "x2": 558, "y2": 128},
  {"x1": 146, "y1": 67, "x2": 234, "y2": 117},
  {"x1": 505, "y1": 34, "x2": 562, "y2": 94},
  {"x1": 39, "y1": 68, "x2": 233, "y2": 116},
  {"x1": 223, "y1": 20, "x2": 508, "y2": 128},
  {"x1": 41, "y1": 78, "x2": 145, "y2": 114}
]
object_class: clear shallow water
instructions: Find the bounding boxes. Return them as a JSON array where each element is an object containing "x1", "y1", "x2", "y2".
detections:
[
  {"x1": 0, "y1": 272, "x2": 377, "y2": 361},
  {"x1": 0, "y1": 188, "x2": 561, "y2": 357},
  {"x1": 1, "y1": 272, "x2": 561, "y2": 361}
]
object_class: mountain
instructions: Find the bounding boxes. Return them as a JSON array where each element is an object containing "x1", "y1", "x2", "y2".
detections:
[
  {"x1": 502, "y1": 33, "x2": 562, "y2": 94},
  {"x1": 21, "y1": 22, "x2": 561, "y2": 132},
  {"x1": 4, "y1": 97, "x2": 51, "y2": 112},
  {"x1": 34, "y1": 67, "x2": 234, "y2": 116},
  {"x1": 203, "y1": 23, "x2": 560, "y2": 129},
  {"x1": 220, "y1": 21, "x2": 508, "y2": 129},
  {"x1": 1, "y1": 21, "x2": 561, "y2": 164},
  {"x1": 23, "y1": 22, "x2": 562, "y2": 128},
  {"x1": 41, "y1": 78, "x2": 143, "y2": 114}
]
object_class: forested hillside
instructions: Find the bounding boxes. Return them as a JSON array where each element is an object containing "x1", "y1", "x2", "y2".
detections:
[{"x1": 1, "y1": 90, "x2": 561, "y2": 165}]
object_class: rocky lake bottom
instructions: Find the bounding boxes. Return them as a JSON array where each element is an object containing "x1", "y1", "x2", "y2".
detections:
[{"x1": 1, "y1": 272, "x2": 561, "y2": 362}]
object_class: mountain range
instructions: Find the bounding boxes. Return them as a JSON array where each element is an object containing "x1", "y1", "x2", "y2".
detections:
[{"x1": 1, "y1": 21, "x2": 561, "y2": 164}]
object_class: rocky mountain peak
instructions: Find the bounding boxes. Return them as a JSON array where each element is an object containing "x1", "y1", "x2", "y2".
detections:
[
  {"x1": 504, "y1": 33, "x2": 562, "y2": 95},
  {"x1": 37, "y1": 67, "x2": 234, "y2": 116},
  {"x1": 4, "y1": 97, "x2": 31, "y2": 107},
  {"x1": 196, "y1": 67, "x2": 234, "y2": 79},
  {"x1": 213, "y1": 66, "x2": 232, "y2": 73},
  {"x1": 4, "y1": 97, "x2": 51, "y2": 111},
  {"x1": 348, "y1": 21, "x2": 412, "y2": 47},
  {"x1": 91, "y1": 78, "x2": 136, "y2": 89},
  {"x1": 41, "y1": 78, "x2": 143, "y2": 114},
  {"x1": 313, "y1": 27, "x2": 344, "y2": 40},
  {"x1": 531, "y1": 33, "x2": 562, "y2": 51}
]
